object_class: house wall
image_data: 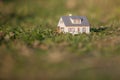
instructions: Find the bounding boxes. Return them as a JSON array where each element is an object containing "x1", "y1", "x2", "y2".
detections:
[{"x1": 64, "y1": 26, "x2": 90, "y2": 34}]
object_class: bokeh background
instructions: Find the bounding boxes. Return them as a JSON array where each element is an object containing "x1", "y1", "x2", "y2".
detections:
[{"x1": 0, "y1": 0, "x2": 120, "y2": 80}]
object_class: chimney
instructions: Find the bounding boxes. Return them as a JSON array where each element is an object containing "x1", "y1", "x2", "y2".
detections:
[{"x1": 69, "y1": 14, "x2": 72, "y2": 16}]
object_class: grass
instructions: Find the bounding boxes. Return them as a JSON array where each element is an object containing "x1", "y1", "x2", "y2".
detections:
[{"x1": 0, "y1": 0, "x2": 120, "y2": 80}]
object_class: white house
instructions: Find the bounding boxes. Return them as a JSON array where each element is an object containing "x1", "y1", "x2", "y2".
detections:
[{"x1": 57, "y1": 14, "x2": 90, "y2": 34}]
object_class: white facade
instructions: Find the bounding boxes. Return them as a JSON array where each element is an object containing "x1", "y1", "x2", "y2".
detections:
[{"x1": 58, "y1": 26, "x2": 90, "y2": 34}]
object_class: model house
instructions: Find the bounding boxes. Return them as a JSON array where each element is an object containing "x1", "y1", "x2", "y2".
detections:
[{"x1": 57, "y1": 14, "x2": 90, "y2": 34}]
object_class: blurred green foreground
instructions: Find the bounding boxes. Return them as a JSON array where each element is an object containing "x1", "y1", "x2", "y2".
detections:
[{"x1": 0, "y1": 0, "x2": 120, "y2": 80}]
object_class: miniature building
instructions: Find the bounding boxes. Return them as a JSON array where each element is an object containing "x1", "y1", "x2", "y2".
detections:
[{"x1": 57, "y1": 14, "x2": 90, "y2": 34}]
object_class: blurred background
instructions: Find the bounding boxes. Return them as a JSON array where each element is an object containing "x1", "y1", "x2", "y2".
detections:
[{"x1": 0, "y1": 0, "x2": 120, "y2": 80}]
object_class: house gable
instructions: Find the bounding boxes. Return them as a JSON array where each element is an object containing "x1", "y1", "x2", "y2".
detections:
[{"x1": 57, "y1": 18, "x2": 66, "y2": 27}]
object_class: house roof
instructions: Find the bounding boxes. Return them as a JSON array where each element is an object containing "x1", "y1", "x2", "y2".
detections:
[{"x1": 61, "y1": 16, "x2": 90, "y2": 26}]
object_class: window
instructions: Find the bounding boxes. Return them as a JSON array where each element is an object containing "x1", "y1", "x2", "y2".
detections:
[
  {"x1": 70, "y1": 18, "x2": 82, "y2": 24},
  {"x1": 68, "y1": 28, "x2": 75, "y2": 32},
  {"x1": 74, "y1": 19, "x2": 80, "y2": 24}
]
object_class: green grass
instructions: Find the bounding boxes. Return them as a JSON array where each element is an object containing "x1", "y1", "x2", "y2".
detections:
[{"x1": 0, "y1": 0, "x2": 120, "y2": 80}]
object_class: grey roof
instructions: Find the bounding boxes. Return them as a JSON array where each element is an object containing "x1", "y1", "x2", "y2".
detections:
[{"x1": 61, "y1": 16, "x2": 90, "y2": 26}]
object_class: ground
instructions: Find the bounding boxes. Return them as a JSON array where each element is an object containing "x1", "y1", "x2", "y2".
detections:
[{"x1": 0, "y1": 0, "x2": 120, "y2": 80}]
